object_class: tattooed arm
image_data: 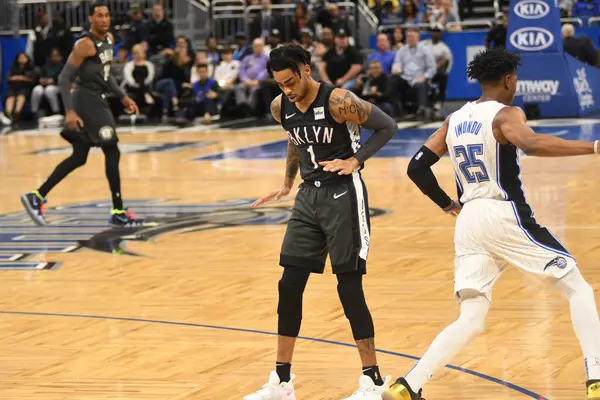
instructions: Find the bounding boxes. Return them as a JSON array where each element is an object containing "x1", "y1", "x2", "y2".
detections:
[
  {"x1": 320, "y1": 88, "x2": 397, "y2": 174},
  {"x1": 270, "y1": 94, "x2": 282, "y2": 123},
  {"x1": 251, "y1": 95, "x2": 299, "y2": 207}
]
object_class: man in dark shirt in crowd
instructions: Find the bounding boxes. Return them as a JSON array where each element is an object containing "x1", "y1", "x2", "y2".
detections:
[
  {"x1": 125, "y1": 3, "x2": 150, "y2": 51},
  {"x1": 485, "y1": 11, "x2": 507, "y2": 48},
  {"x1": 562, "y1": 23, "x2": 598, "y2": 67},
  {"x1": 319, "y1": 28, "x2": 363, "y2": 90},
  {"x1": 233, "y1": 31, "x2": 253, "y2": 61},
  {"x1": 147, "y1": 3, "x2": 174, "y2": 56},
  {"x1": 355, "y1": 60, "x2": 395, "y2": 117}
]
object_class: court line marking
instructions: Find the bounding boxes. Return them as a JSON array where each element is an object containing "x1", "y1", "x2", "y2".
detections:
[{"x1": 0, "y1": 310, "x2": 548, "y2": 399}]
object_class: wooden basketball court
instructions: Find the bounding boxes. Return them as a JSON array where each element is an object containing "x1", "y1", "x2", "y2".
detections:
[{"x1": 0, "y1": 119, "x2": 599, "y2": 399}]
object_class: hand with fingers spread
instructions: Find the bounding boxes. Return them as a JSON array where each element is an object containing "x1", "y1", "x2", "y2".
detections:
[
  {"x1": 252, "y1": 184, "x2": 293, "y2": 208},
  {"x1": 319, "y1": 156, "x2": 360, "y2": 175}
]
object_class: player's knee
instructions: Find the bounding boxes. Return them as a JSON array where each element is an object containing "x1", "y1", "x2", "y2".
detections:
[
  {"x1": 71, "y1": 150, "x2": 89, "y2": 167},
  {"x1": 337, "y1": 271, "x2": 374, "y2": 340},
  {"x1": 456, "y1": 292, "x2": 489, "y2": 337},
  {"x1": 277, "y1": 268, "x2": 310, "y2": 337}
]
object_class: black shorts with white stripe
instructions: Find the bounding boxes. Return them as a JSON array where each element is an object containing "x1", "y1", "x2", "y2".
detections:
[{"x1": 279, "y1": 173, "x2": 370, "y2": 275}]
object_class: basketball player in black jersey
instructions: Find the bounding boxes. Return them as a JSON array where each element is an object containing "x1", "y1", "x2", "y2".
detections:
[
  {"x1": 246, "y1": 46, "x2": 398, "y2": 400},
  {"x1": 20, "y1": 2, "x2": 145, "y2": 227}
]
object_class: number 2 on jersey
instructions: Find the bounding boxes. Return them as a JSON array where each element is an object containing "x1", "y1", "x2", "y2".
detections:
[
  {"x1": 307, "y1": 145, "x2": 318, "y2": 169},
  {"x1": 454, "y1": 144, "x2": 490, "y2": 183}
]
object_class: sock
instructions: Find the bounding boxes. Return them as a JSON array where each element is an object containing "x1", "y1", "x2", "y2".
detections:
[
  {"x1": 362, "y1": 365, "x2": 383, "y2": 386},
  {"x1": 405, "y1": 296, "x2": 490, "y2": 392},
  {"x1": 101, "y1": 145, "x2": 124, "y2": 210},
  {"x1": 276, "y1": 362, "x2": 291, "y2": 383},
  {"x1": 557, "y1": 270, "x2": 600, "y2": 380}
]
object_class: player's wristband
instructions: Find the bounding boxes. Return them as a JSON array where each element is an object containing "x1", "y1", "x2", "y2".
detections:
[
  {"x1": 594, "y1": 140, "x2": 599, "y2": 155},
  {"x1": 443, "y1": 200, "x2": 457, "y2": 212}
]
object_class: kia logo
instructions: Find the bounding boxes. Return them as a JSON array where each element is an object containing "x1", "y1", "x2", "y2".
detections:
[
  {"x1": 509, "y1": 27, "x2": 554, "y2": 51},
  {"x1": 514, "y1": 0, "x2": 550, "y2": 19}
]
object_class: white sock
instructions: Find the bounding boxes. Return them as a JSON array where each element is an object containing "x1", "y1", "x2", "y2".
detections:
[
  {"x1": 557, "y1": 269, "x2": 600, "y2": 380},
  {"x1": 405, "y1": 295, "x2": 490, "y2": 392}
]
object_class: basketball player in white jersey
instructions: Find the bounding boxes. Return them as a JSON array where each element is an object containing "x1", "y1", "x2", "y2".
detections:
[{"x1": 383, "y1": 48, "x2": 600, "y2": 400}]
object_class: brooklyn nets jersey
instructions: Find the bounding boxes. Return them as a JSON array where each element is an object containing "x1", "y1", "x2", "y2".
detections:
[
  {"x1": 281, "y1": 83, "x2": 361, "y2": 184},
  {"x1": 77, "y1": 31, "x2": 114, "y2": 94},
  {"x1": 446, "y1": 100, "x2": 528, "y2": 205}
]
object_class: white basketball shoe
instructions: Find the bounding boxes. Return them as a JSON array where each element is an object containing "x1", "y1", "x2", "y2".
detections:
[
  {"x1": 342, "y1": 375, "x2": 392, "y2": 400},
  {"x1": 243, "y1": 371, "x2": 296, "y2": 400}
]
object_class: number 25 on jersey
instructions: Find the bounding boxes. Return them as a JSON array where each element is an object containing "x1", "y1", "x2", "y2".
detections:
[{"x1": 454, "y1": 144, "x2": 490, "y2": 183}]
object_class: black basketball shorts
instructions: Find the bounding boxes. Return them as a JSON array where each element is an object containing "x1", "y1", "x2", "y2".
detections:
[
  {"x1": 62, "y1": 88, "x2": 117, "y2": 147},
  {"x1": 280, "y1": 173, "x2": 371, "y2": 275}
]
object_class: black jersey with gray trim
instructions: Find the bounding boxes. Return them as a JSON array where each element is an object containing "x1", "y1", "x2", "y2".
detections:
[
  {"x1": 280, "y1": 83, "x2": 361, "y2": 183},
  {"x1": 76, "y1": 31, "x2": 114, "y2": 93}
]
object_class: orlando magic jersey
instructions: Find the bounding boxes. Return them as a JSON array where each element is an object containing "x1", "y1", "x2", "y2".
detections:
[
  {"x1": 281, "y1": 83, "x2": 361, "y2": 184},
  {"x1": 445, "y1": 100, "x2": 530, "y2": 205},
  {"x1": 77, "y1": 31, "x2": 114, "y2": 94}
]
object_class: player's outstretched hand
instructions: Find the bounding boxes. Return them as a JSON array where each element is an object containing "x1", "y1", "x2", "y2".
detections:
[
  {"x1": 444, "y1": 200, "x2": 462, "y2": 217},
  {"x1": 320, "y1": 157, "x2": 360, "y2": 175},
  {"x1": 252, "y1": 185, "x2": 292, "y2": 207},
  {"x1": 122, "y1": 96, "x2": 140, "y2": 115}
]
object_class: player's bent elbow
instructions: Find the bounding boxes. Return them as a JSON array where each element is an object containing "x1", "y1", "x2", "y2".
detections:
[{"x1": 406, "y1": 159, "x2": 422, "y2": 182}]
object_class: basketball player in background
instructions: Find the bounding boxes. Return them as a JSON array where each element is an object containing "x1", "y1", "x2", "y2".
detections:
[
  {"x1": 247, "y1": 45, "x2": 398, "y2": 400},
  {"x1": 20, "y1": 2, "x2": 144, "y2": 227},
  {"x1": 384, "y1": 48, "x2": 600, "y2": 400}
]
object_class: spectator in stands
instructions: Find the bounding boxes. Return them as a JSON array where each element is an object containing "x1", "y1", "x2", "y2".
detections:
[
  {"x1": 560, "y1": 0, "x2": 574, "y2": 16},
  {"x1": 402, "y1": 0, "x2": 423, "y2": 25},
  {"x1": 123, "y1": 44, "x2": 156, "y2": 113},
  {"x1": 391, "y1": 27, "x2": 404, "y2": 50},
  {"x1": 233, "y1": 32, "x2": 253, "y2": 61},
  {"x1": 191, "y1": 52, "x2": 214, "y2": 82},
  {"x1": 31, "y1": 48, "x2": 64, "y2": 118},
  {"x1": 485, "y1": 11, "x2": 508, "y2": 48},
  {"x1": 422, "y1": 25, "x2": 453, "y2": 111},
  {"x1": 572, "y1": 0, "x2": 600, "y2": 16},
  {"x1": 112, "y1": 47, "x2": 129, "y2": 84},
  {"x1": 4, "y1": 52, "x2": 35, "y2": 127},
  {"x1": 189, "y1": 64, "x2": 220, "y2": 124},
  {"x1": 214, "y1": 47, "x2": 240, "y2": 105},
  {"x1": 562, "y1": 23, "x2": 598, "y2": 67},
  {"x1": 235, "y1": 38, "x2": 269, "y2": 116},
  {"x1": 430, "y1": 0, "x2": 461, "y2": 31},
  {"x1": 368, "y1": 32, "x2": 395, "y2": 74},
  {"x1": 323, "y1": 4, "x2": 352, "y2": 36},
  {"x1": 156, "y1": 48, "x2": 192, "y2": 121},
  {"x1": 206, "y1": 37, "x2": 220, "y2": 66},
  {"x1": 320, "y1": 28, "x2": 363, "y2": 90},
  {"x1": 371, "y1": 0, "x2": 385, "y2": 23},
  {"x1": 147, "y1": 3, "x2": 175, "y2": 56},
  {"x1": 300, "y1": 28, "x2": 315, "y2": 52},
  {"x1": 249, "y1": 0, "x2": 284, "y2": 40},
  {"x1": 33, "y1": 11, "x2": 51, "y2": 67},
  {"x1": 380, "y1": 1, "x2": 404, "y2": 26},
  {"x1": 265, "y1": 28, "x2": 284, "y2": 55},
  {"x1": 174, "y1": 35, "x2": 196, "y2": 64},
  {"x1": 355, "y1": 60, "x2": 395, "y2": 117},
  {"x1": 124, "y1": 3, "x2": 150, "y2": 51},
  {"x1": 48, "y1": 16, "x2": 74, "y2": 63},
  {"x1": 392, "y1": 28, "x2": 436, "y2": 117},
  {"x1": 320, "y1": 27, "x2": 335, "y2": 49},
  {"x1": 290, "y1": 3, "x2": 316, "y2": 43}
]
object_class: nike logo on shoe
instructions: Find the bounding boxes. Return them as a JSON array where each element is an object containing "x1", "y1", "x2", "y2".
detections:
[
  {"x1": 333, "y1": 191, "x2": 348, "y2": 199},
  {"x1": 285, "y1": 113, "x2": 296, "y2": 119}
]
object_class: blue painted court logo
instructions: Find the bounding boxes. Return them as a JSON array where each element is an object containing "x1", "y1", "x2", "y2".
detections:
[{"x1": 0, "y1": 199, "x2": 389, "y2": 270}]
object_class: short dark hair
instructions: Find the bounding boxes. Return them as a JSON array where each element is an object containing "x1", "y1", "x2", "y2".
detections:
[
  {"x1": 197, "y1": 63, "x2": 208, "y2": 70},
  {"x1": 267, "y1": 45, "x2": 311, "y2": 78},
  {"x1": 221, "y1": 47, "x2": 233, "y2": 54},
  {"x1": 467, "y1": 47, "x2": 521, "y2": 83},
  {"x1": 89, "y1": 1, "x2": 108, "y2": 16}
]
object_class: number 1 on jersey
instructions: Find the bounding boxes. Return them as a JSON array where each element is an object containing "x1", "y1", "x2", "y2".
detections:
[{"x1": 307, "y1": 145, "x2": 318, "y2": 169}]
